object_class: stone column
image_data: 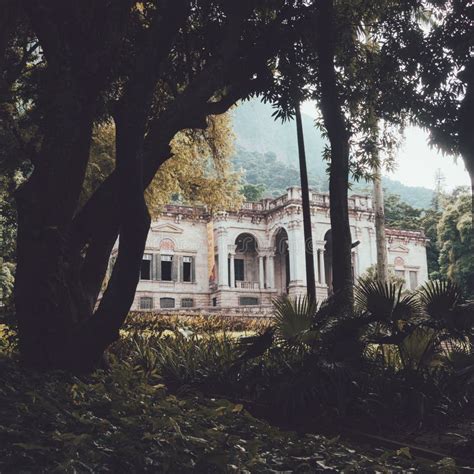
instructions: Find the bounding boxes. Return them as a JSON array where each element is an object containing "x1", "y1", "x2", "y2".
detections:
[
  {"x1": 319, "y1": 249, "x2": 326, "y2": 285},
  {"x1": 287, "y1": 221, "x2": 306, "y2": 284},
  {"x1": 313, "y1": 239, "x2": 319, "y2": 283},
  {"x1": 352, "y1": 250, "x2": 359, "y2": 280},
  {"x1": 229, "y1": 245, "x2": 236, "y2": 288},
  {"x1": 216, "y1": 228, "x2": 228, "y2": 288},
  {"x1": 258, "y1": 255, "x2": 265, "y2": 289},
  {"x1": 267, "y1": 253, "x2": 275, "y2": 289}
]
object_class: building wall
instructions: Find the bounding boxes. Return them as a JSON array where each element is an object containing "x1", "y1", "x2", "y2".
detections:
[
  {"x1": 131, "y1": 214, "x2": 211, "y2": 310},
  {"x1": 119, "y1": 188, "x2": 429, "y2": 312},
  {"x1": 386, "y1": 230, "x2": 429, "y2": 290}
]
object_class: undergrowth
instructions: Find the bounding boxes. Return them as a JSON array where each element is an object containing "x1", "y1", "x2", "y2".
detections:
[{"x1": 0, "y1": 332, "x2": 446, "y2": 473}]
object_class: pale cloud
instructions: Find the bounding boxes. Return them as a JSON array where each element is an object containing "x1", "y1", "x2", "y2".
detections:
[{"x1": 389, "y1": 126, "x2": 470, "y2": 191}]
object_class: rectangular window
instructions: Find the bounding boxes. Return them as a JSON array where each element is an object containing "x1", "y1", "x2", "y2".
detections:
[
  {"x1": 409, "y1": 271, "x2": 418, "y2": 290},
  {"x1": 239, "y1": 296, "x2": 259, "y2": 306},
  {"x1": 160, "y1": 297, "x2": 175, "y2": 309},
  {"x1": 182, "y1": 256, "x2": 192, "y2": 282},
  {"x1": 181, "y1": 298, "x2": 194, "y2": 308},
  {"x1": 140, "y1": 254, "x2": 152, "y2": 280},
  {"x1": 139, "y1": 296, "x2": 153, "y2": 310},
  {"x1": 161, "y1": 255, "x2": 173, "y2": 281},
  {"x1": 235, "y1": 259, "x2": 244, "y2": 281}
]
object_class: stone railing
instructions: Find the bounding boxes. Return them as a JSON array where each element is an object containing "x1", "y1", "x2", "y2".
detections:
[
  {"x1": 268, "y1": 195, "x2": 288, "y2": 209},
  {"x1": 241, "y1": 202, "x2": 264, "y2": 211},
  {"x1": 386, "y1": 228, "x2": 426, "y2": 240},
  {"x1": 263, "y1": 188, "x2": 372, "y2": 212},
  {"x1": 236, "y1": 281, "x2": 260, "y2": 289}
]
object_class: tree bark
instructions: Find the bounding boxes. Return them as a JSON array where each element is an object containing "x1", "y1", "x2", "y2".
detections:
[
  {"x1": 70, "y1": 102, "x2": 152, "y2": 371},
  {"x1": 295, "y1": 102, "x2": 316, "y2": 302},
  {"x1": 14, "y1": 79, "x2": 99, "y2": 368},
  {"x1": 316, "y1": 0, "x2": 353, "y2": 313}
]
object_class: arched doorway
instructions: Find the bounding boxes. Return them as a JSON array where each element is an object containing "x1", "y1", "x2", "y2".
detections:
[
  {"x1": 274, "y1": 228, "x2": 290, "y2": 295},
  {"x1": 232, "y1": 233, "x2": 259, "y2": 288},
  {"x1": 324, "y1": 229, "x2": 333, "y2": 294}
]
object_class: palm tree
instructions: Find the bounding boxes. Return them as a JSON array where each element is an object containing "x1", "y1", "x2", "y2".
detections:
[
  {"x1": 373, "y1": 158, "x2": 388, "y2": 283},
  {"x1": 295, "y1": 101, "x2": 316, "y2": 303}
]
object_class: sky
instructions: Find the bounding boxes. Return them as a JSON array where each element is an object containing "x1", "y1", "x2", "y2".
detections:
[{"x1": 301, "y1": 101, "x2": 471, "y2": 191}]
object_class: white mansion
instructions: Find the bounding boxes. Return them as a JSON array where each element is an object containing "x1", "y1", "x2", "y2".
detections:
[{"x1": 117, "y1": 187, "x2": 428, "y2": 313}]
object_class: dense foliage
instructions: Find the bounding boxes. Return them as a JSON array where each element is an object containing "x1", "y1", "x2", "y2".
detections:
[
  {"x1": 438, "y1": 192, "x2": 474, "y2": 297},
  {"x1": 1, "y1": 325, "x2": 447, "y2": 472},
  {"x1": 384, "y1": 186, "x2": 473, "y2": 296},
  {"x1": 116, "y1": 282, "x2": 474, "y2": 431}
]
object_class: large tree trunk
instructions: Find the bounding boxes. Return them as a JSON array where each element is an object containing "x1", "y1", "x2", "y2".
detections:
[
  {"x1": 316, "y1": 0, "x2": 353, "y2": 313},
  {"x1": 13, "y1": 1, "x2": 135, "y2": 369},
  {"x1": 295, "y1": 102, "x2": 316, "y2": 302},
  {"x1": 69, "y1": 100, "x2": 152, "y2": 371},
  {"x1": 14, "y1": 77, "x2": 98, "y2": 368}
]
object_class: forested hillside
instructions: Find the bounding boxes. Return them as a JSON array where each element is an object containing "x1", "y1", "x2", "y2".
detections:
[{"x1": 231, "y1": 99, "x2": 434, "y2": 209}]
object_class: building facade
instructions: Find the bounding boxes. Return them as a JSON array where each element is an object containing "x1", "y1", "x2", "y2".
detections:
[{"x1": 113, "y1": 187, "x2": 428, "y2": 313}]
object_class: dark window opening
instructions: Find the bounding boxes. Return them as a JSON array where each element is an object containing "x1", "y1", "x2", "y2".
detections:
[
  {"x1": 181, "y1": 298, "x2": 194, "y2": 308},
  {"x1": 182, "y1": 256, "x2": 192, "y2": 282},
  {"x1": 239, "y1": 296, "x2": 259, "y2": 306},
  {"x1": 139, "y1": 296, "x2": 153, "y2": 310},
  {"x1": 140, "y1": 256, "x2": 151, "y2": 280},
  {"x1": 235, "y1": 259, "x2": 244, "y2": 281},
  {"x1": 160, "y1": 297, "x2": 175, "y2": 309},
  {"x1": 161, "y1": 256, "x2": 172, "y2": 281},
  {"x1": 212, "y1": 297, "x2": 217, "y2": 307}
]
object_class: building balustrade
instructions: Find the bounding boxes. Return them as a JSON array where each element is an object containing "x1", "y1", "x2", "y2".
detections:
[
  {"x1": 242, "y1": 202, "x2": 264, "y2": 211},
  {"x1": 236, "y1": 280, "x2": 260, "y2": 289}
]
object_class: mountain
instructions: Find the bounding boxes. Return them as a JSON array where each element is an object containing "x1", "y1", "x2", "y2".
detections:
[
  {"x1": 230, "y1": 98, "x2": 434, "y2": 209},
  {"x1": 232, "y1": 98, "x2": 325, "y2": 174}
]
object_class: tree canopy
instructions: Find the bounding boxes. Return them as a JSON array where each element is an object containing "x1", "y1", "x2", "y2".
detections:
[{"x1": 437, "y1": 189, "x2": 473, "y2": 297}]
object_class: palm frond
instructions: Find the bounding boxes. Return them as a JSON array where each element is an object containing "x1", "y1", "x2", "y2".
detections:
[
  {"x1": 234, "y1": 327, "x2": 275, "y2": 363},
  {"x1": 418, "y1": 280, "x2": 463, "y2": 322},
  {"x1": 399, "y1": 327, "x2": 438, "y2": 371},
  {"x1": 272, "y1": 295, "x2": 318, "y2": 349},
  {"x1": 355, "y1": 279, "x2": 419, "y2": 323}
]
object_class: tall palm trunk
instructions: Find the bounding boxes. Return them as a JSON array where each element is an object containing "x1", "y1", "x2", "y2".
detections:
[
  {"x1": 373, "y1": 162, "x2": 388, "y2": 283},
  {"x1": 295, "y1": 101, "x2": 316, "y2": 303}
]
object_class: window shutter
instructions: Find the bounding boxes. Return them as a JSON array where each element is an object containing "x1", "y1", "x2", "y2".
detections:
[
  {"x1": 171, "y1": 256, "x2": 178, "y2": 281},
  {"x1": 191, "y1": 256, "x2": 196, "y2": 282},
  {"x1": 154, "y1": 254, "x2": 161, "y2": 280}
]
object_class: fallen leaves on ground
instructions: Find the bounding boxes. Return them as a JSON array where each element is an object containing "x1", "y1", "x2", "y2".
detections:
[{"x1": 0, "y1": 354, "x2": 443, "y2": 472}]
